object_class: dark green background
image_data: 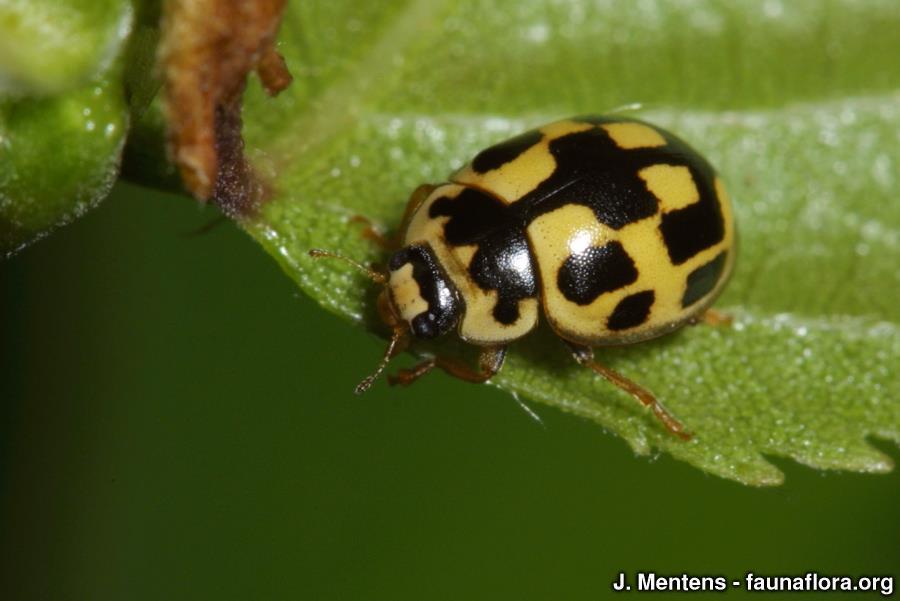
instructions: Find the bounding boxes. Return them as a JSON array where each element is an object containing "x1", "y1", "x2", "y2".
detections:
[{"x1": 2, "y1": 184, "x2": 897, "y2": 599}]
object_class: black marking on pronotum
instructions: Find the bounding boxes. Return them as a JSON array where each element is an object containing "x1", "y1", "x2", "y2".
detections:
[
  {"x1": 681, "y1": 251, "x2": 727, "y2": 308},
  {"x1": 429, "y1": 187, "x2": 537, "y2": 325},
  {"x1": 429, "y1": 188, "x2": 507, "y2": 244},
  {"x1": 469, "y1": 228, "x2": 537, "y2": 324},
  {"x1": 471, "y1": 129, "x2": 544, "y2": 174},
  {"x1": 388, "y1": 244, "x2": 462, "y2": 339},
  {"x1": 557, "y1": 241, "x2": 638, "y2": 305},
  {"x1": 607, "y1": 290, "x2": 655, "y2": 331},
  {"x1": 659, "y1": 166, "x2": 725, "y2": 265}
]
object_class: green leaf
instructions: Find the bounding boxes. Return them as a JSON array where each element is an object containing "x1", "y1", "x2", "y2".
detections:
[
  {"x1": 0, "y1": 0, "x2": 133, "y2": 256},
  {"x1": 225, "y1": 0, "x2": 899, "y2": 486}
]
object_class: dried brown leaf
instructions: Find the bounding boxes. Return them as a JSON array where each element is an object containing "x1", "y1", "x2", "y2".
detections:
[{"x1": 159, "y1": 0, "x2": 291, "y2": 211}]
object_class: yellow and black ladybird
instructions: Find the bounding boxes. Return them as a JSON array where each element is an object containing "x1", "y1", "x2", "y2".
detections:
[{"x1": 312, "y1": 115, "x2": 735, "y2": 439}]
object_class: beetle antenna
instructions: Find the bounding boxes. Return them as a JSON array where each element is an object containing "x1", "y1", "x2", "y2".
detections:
[
  {"x1": 308, "y1": 248, "x2": 386, "y2": 284},
  {"x1": 355, "y1": 328, "x2": 404, "y2": 394}
]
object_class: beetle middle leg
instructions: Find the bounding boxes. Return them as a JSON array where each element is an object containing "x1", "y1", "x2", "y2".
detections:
[
  {"x1": 689, "y1": 308, "x2": 733, "y2": 327},
  {"x1": 567, "y1": 343, "x2": 692, "y2": 441},
  {"x1": 389, "y1": 346, "x2": 507, "y2": 386}
]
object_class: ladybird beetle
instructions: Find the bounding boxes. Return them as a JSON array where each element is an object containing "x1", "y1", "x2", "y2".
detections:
[{"x1": 311, "y1": 115, "x2": 735, "y2": 439}]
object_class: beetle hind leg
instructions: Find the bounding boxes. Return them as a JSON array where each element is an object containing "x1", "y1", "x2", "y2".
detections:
[
  {"x1": 389, "y1": 347, "x2": 507, "y2": 387},
  {"x1": 567, "y1": 343, "x2": 692, "y2": 441}
]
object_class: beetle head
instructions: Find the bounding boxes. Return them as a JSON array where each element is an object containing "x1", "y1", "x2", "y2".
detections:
[
  {"x1": 308, "y1": 242, "x2": 461, "y2": 394},
  {"x1": 385, "y1": 243, "x2": 461, "y2": 339}
]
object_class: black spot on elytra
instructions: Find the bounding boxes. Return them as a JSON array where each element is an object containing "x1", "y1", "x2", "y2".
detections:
[
  {"x1": 472, "y1": 129, "x2": 543, "y2": 173},
  {"x1": 389, "y1": 244, "x2": 462, "y2": 339},
  {"x1": 516, "y1": 119, "x2": 726, "y2": 263},
  {"x1": 523, "y1": 127, "x2": 660, "y2": 229},
  {"x1": 659, "y1": 166, "x2": 725, "y2": 265},
  {"x1": 470, "y1": 229, "x2": 536, "y2": 324},
  {"x1": 681, "y1": 251, "x2": 727, "y2": 308},
  {"x1": 429, "y1": 188, "x2": 537, "y2": 325},
  {"x1": 607, "y1": 290, "x2": 655, "y2": 331},
  {"x1": 557, "y1": 241, "x2": 637, "y2": 305},
  {"x1": 430, "y1": 117, "x2": 726, "y2": 327}
]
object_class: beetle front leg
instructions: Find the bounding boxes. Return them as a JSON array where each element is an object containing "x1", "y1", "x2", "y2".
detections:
[
  {"x1": 389, "y1": 347, "x2": 507, "y2": 386},
  {"x1": 350, "y1": 184, "x2": 438, "y2": 252}
]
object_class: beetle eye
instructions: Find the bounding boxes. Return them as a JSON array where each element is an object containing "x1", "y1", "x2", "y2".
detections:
[{"x1": 411, "y1": 313, "x2": 439, "y2": 339}]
